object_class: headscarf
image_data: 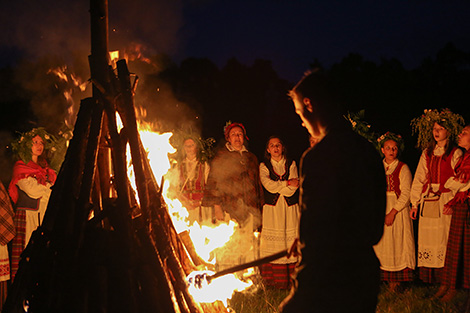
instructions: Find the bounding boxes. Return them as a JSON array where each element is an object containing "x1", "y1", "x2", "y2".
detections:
[
  {"x1": 8, "y1": 160, "x2": 57, "y2": 204},
  {"x1": 224, "y1": 121, "x2": 249, "y2": 141}
]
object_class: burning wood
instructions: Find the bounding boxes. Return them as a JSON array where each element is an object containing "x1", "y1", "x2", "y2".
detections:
[
  {"x1": 190, "y1": 249, "x2": 290, "y2": 289},
  {"x1": 2, "y1": 1, "x2": 265, "y2": 313},
  {"x1": 189, "y1": 239, "x2": 298, "y2": 290}
]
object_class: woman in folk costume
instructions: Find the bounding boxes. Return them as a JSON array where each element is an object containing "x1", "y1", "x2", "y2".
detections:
[
  {"x1": 0, "y1": 181, "x2": 15, "y2": 309},
  {"x1": 373, "y1": 132, "x2": 415, "y2": 291},
  {"x1": 176, "y1": 135, "x2": 213, "y2": 225},
  {"x1": 202, "y1": 122, "x2": 263, "y2": 268},
  {"x1": 259, "y1": 136, "x2": 300, "y2": 289},
  {"x1": 409, "y1": 109, "x2": 464, "y2": 292},
  {"x1": 8, "y1": 128, "x2": 57, "y2": 281},
  {"x1": 437, "y1": 125, "x2": 470, "y2": 302}
]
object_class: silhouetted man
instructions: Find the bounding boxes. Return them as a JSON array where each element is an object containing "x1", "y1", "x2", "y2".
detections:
[{"x1": 281, "y1": 71, "x2": 386, "y2": 313}]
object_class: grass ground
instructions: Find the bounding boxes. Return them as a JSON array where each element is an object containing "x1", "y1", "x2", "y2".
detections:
[{"x1": 227, "y1": 281, "x2": 469, "y2": 313}]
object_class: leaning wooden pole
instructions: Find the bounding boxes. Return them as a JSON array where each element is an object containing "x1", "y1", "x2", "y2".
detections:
[
  {"x1": 116, "y1": 60, "x2": 150, "y2": 221},
  {"x1": 115, "y1": 60, "x2": 203, "y2": 313},
  {"x1": 5, "y1": 0, "x2": 223, "y2": 311}
]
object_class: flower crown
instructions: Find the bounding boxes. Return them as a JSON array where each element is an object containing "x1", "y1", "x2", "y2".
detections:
[
  {"x1": 377, "y1": 132, "x2": 405, "y2": 156},
  {"x1": 411, "y1": 108, "x2": 465, "y2": 150},
  {"x1": 10, "y1": 126, "x2": 72, "y2": 172}
]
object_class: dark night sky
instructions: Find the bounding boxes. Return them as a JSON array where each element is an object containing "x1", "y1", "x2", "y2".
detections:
[
  {"x1": 0, "y1": 0, "x2": 469, "y2": 167},
  {"x1": 1, "y1": 0, "x2": 470, "y2": 82},
  {"x1": 177, "y1": 0, "x2": 470, "y2": 82}
]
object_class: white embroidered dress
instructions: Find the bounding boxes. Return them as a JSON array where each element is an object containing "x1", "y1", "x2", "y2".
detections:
[
  {"x1": 259, "y1": 158, "x2": 300, "y2": 264},
  {"x1": 17, "y1": 177, "x2": 52, "y2": 246},
  {"x1": 373, "y1": 159, "x2": 416, "y2": 271},
  {"x1": 410, "y1": 146, "x2": 462, "y2": 268}
]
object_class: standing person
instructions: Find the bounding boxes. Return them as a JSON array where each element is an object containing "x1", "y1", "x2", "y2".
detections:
[
  {"x1": 280, "y1": 70, "x2": 386, "y2": 313},
  {"x1": 202, "y1": 122, "x2": 263, "y2": 268},
  {"x1": 438, "y1": 125, "x2": 470, "y2": 302},
  {"x1": 259, "y1": 136, "x2": 300, "y2": 290},
  {"x1": 8, "y1": 128, "x2": 57, "y2": 281},
  {"x1": 0, "y1": 181, "x2": 15, "y2": 309},
  {"x1": 373, "y1": 132, "x2": 415, "y2": 291},
  {"x1": 177, "y1": 136, "x2": 211, "y2": 225},
  {"x1": 409, "y1": 109, "x2": 464, "y2": 296}
]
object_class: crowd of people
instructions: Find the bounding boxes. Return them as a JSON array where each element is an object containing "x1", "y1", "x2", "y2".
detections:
[
  {"x1": 167, "y1": 74, "x2": 469, "y2": 312},
  {"x1": 0, "y1": 70, "x2": 469, "y2": 313}
]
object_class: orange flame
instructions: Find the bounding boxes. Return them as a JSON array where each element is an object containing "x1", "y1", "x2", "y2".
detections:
[
  {"x1": 47, "y1": 65, "x2": 88, "y2": 128},
  {"x1": 124, "y1": 119, "x2": 255, "y2": 305}
]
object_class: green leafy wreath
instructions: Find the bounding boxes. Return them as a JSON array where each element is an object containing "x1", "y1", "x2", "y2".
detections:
[
  {"x1": 411, "y1": 108, "x2": 465, "y2": 151},
  {"x1": 10, "y1": 126, "x2": 72, "y2": 172},
  {"x1": 170, "y1": 128, "x2": 215, "y2": 163}
]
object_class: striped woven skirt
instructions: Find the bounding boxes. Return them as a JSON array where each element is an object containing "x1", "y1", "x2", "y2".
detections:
[
  {"x1": 381, "y1": 267, "x2": 414, "y2": 282},
  {"x1": 442, "y1": 201, "x2": 470, "y2": 289},
  {"x1": 260, "y1": 262, "x2": 296, "y2": 289}
]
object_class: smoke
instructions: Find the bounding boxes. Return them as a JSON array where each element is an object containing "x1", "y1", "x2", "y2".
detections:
[
  {"x1": 1, "y1": 0, "x2": 208, "y2": 196},
  {"x1": 0, "y1": 0, "x2": 184, "y2": 65},
  {"x1": 0, "y1": 1, "x2": 90, "y2": 66},
  {"x1": 131, "y1": 60, "x2": 202, "y2": 133},
  {"x1": 13, "y1": 57, "x2": 91, "y2": 133},
  {"x1": 208, "y1": 147, "x2": 262, "y2": 230},
  {"x1": 1, "y1": 0, "x2": 199, "y2": 133},
  {"x1": 108, "y1": 0, "x2": 183, "y2": 55}
]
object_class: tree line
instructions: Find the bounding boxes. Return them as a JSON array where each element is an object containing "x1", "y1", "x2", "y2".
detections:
[{"x1": 0, "y1": 42, "x2": 469, "y2": 185}]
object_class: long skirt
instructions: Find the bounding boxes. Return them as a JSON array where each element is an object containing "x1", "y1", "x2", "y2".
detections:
[
  {"x1": 442, "y1": 200, "x2": 470, "y2": 289},
  {"x1": 381, "y1": 268, "x2": 414, "y2": 282},
  {"x1": 373, "y1": 193, "x2": 415, "y2": 272},
  {"x1": 419, "y1": 267, "x2": 443, "y2": 283},
  {"x1": 260, "y1": 263, "x2": 296, "y2": 289}
]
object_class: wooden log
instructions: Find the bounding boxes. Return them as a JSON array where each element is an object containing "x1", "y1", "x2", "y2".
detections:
[
  {"x1": 139, "y1": 150, "x2": 208, "y2": 313},
  {"x1": 112, "y1": 59, "x2": 204, "y2": 312},
  {"x1": 41, "y1": 97, "x2": 95, "y2": 233},
  {"x1": 148, "y1": 214, "x2": 202, "y2": 313},
  {"x1": 116, "y1": 60, "x2": 150, "y2": 221},
  {"x1": 94, "y1": 114, "x2": 112, "y2": 228},
  {"x1": 71, "y1": 98, "x2": 103, "y2": 251},
  {"x1": 89, "y1": 0, "x2": 110, "y2": 99},
  {"x1": 134, "y1": 224, "x2": 183, "y2": 313}
]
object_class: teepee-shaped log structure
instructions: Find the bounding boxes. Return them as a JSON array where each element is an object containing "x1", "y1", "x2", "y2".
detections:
[{"x1": 3, "y1": 1, "x2": 227, "y2": 312}]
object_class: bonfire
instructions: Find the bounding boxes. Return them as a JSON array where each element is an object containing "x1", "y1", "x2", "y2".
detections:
[{"x1": 2, "y1": 1, "x2": 270, "y2": 312}]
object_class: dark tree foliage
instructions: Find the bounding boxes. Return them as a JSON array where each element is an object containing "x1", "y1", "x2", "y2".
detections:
[
  {"x1": 152, "y1": 57, "x2": 306, "y2": 162},
  {"x1": 0, "y1": 67, "x2": 34, "y2": 132},
  {"x1": 1, "y1": 42, "x2": 469, "y2": 167}
]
